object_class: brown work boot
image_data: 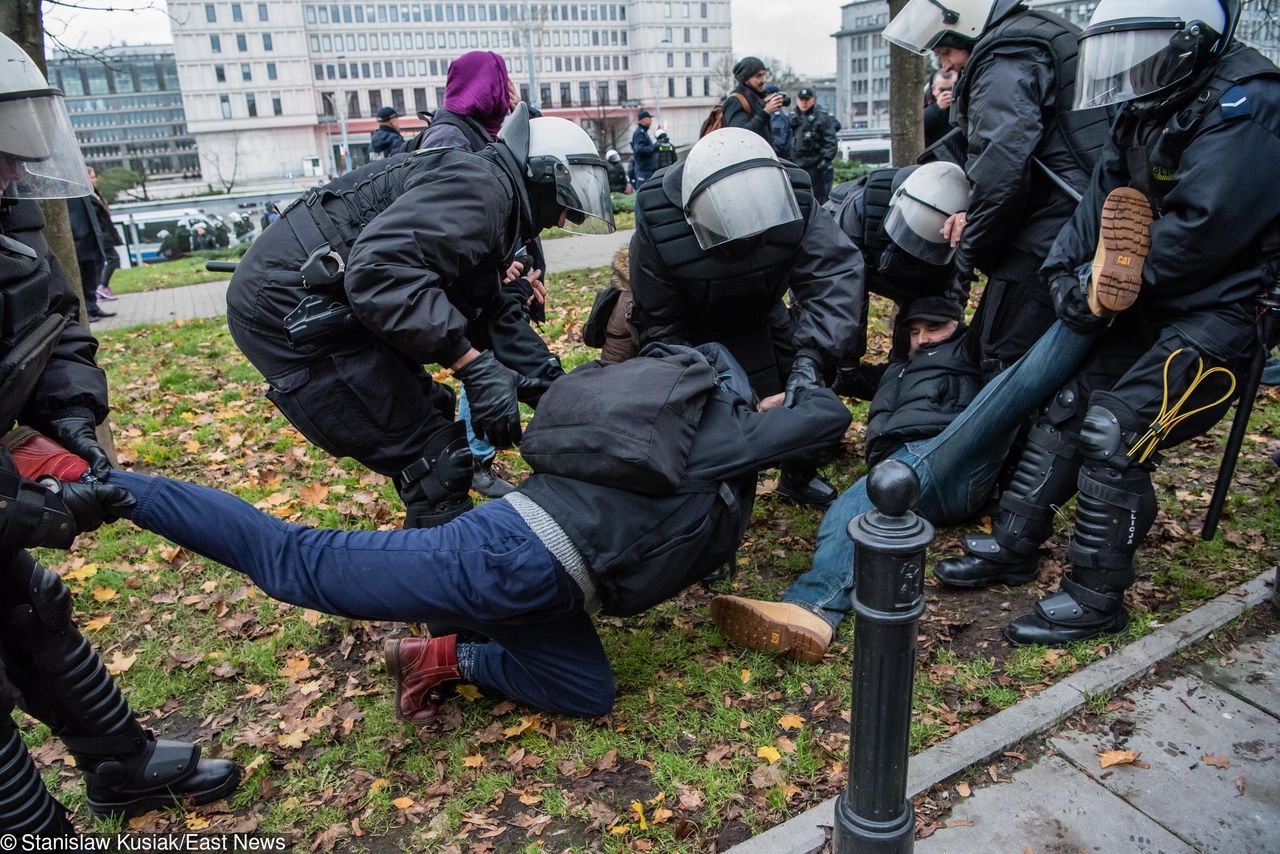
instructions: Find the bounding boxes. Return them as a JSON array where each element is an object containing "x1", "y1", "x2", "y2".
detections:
[
  {"x1": 383, "y1": 635, "x2": 460, "y2": 723},
  {"x1": 710, "y1": 596, "x2": 833, "y2": 663},
  {"x1": 1088, "y1": 187, "x2": 1153, "y2": 316}
]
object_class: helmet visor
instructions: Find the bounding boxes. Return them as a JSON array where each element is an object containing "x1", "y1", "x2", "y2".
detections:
[
  {"x1": 0, "y1": 92, "x2": 92, "y2": 200},
  {"x1": 885, "y1": 200, "x2": 955, "y2": 265},
  {"x1": 557, "y1": 154, "x2": 616, "y2": 234},
  {"x1": 686, "y1": 165, "x2": 801, "y2": 250},
  {"x1": 882, "y1": 0, "x2": 961, "y2": 54},
  {"x1": 1074, "y1": 23, "x2": 1197, "y2": 110}
]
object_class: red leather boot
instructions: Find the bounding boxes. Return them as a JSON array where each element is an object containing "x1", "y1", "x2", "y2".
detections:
[
  {"x1": 1, "y1": 428, "x2": 90, "y2": 482},
  {"x1": 383, "y1": 635, "x2": 460, "y2": 723}
]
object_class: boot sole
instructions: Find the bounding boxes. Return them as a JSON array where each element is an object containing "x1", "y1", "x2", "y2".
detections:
[
  {"x1": 710, "y1": 598, "x2": 828, "y2": 663},
  {"x1": 774, "y1": 484, "x2": 837, "y2": 510},
  {"x1": 383, "y1": 638, "x2": 410, "y2": 722},
  {"x1": 86, "y1": 765, "x2": 242, "y2": 818},
  {"x1": 1004, "y1": 609, "x2": 1130, "y2": 647},
  {"x1": 1090, "y1": 187, "x2": 1153, "y2": 315},
  {"x1": 933, "y1": 566, "x2": 1040, "y2": 589}
]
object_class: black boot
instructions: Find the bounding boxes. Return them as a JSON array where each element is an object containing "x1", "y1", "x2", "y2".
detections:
[
  {"x1": 934, "y1": 422, "x2": 1081, "y2": 589},
  {"x1": 1005, "y1": 462, "x2": 1156, "y2": 645},
  {"x1": 397, "y1": 425, "x2": 475, "y2": 528},
  {"x1": 0, "y1": 717, "x2": 76, "y2": 834},
  {"x1": 777, "y1": 466, "x2": 838, "y2": 508},
  {"x1": 5, "y1": 556, "x2": 241, "y2": 818},
  {"x1": 471, "y1": 456, "x2": 515, "y2": 499}
]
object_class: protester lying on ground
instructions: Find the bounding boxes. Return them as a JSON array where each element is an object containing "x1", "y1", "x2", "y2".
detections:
[
  {"x1": 629, "y1": 127, "x2": 865, "y2": 509},
  {"x1": 19, "y1": 345, "x2": 850, "y2": 721},
  {"x1": 225, "y1": 106, "x2": 607, "y2": 529},
  {"x1": 712, "y1": 184, "x2": 1159, "y2": 662},
  {"x1": 933, "y1": 0, "x2": 1280, "y2": 645}
]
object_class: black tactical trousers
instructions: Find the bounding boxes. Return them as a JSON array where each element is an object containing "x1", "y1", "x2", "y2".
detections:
[
  {"x1": 229, "y1": 318, "x2": 459, "y2": 478},
  {"x1": 972, "y1": 252, "x2": 1057, "y2": 378}
]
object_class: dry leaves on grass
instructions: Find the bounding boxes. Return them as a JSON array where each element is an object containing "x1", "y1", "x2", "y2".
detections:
[{"x1": 1098, "y1": 749, "x2": 1144, "y2": 769}]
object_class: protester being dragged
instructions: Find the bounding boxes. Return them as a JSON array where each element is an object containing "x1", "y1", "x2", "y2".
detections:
[
  {"x1": 629, "y1": 128, "x2": 864, "y2": 508},
  {"x1": 27, "y1": 345, "x2": 850, "y2": 722},
  {"x1": 225, "y1": 106, "x2": 612, "y2": 528},
  {"x1": 403, "y1": 50, "x2": 556, "y2": 499}
]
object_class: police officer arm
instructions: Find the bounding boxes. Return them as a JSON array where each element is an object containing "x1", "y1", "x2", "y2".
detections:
[
  {"x1": 626, "y1": 229, "x2": 692, "y2": 348},
  {"x1": 958, "y1": 51, "x2": 1055, "y2": 274},
  {"x1": 343, "y1": 178, "x2": 505, "y2": 368},
  {"x1": 819, "y1": 113, "x2": 840, "y2": 164},
  {"x1": 786, "y1": 205, "x2": 866, "y2": 368},
  {"x1": 1140, "y1": 105, "x2": 1280, "y2": 296}
]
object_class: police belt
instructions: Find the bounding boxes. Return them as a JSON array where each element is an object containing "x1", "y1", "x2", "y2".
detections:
[{"x1": 282, "y1": 190, "x2": 350, "y2": 290}]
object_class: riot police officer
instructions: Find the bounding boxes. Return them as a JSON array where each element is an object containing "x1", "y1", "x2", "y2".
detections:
[
  {"x1": 628, "y1": 128, "x2": 864, "y2": 507},
  {"x1": 226, "y1": 107, "x2": 613, "y2": 528},
  {"x1": 0, "y1": 35, "x2": 239, "y2": 833},
  {"x1": 883, "y1": 0, "x2": 1115, "y2": 378},
  {"x1": 934, "y1": 0, "x2": 1280, "y2": 644}
]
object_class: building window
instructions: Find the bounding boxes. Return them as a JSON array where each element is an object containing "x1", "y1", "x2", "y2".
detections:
[
  {"x1": 414, "y1": 86, "x2": 428, "y2": 111},
  {"x1": 306, "y1": 5, "x2": 316, "y2": 22},
  {"x1": 263, "y1": 33, "x2": 273, "y2": 51},
  {"x1": 598, "y1": 82, "x2": 609, "y2": 105},
  {"x1": 704, "y1": 76, "x2": 710, "y2": 96},
  {"x1": 272, "y1": 91, "x2": 282, "y2": 115},
  {"x1": 267, "y1": 62, "x2": 277, "y2": 80},
  {"x1": 314, "y1": 63, "x2": 324, "y2": 80},
  {"x1": 205, "y1": 3, "x2": 216, "y2": 22},
  {"x1": 210, "y1": 34, "x2": 222, "y2": 53},
  {"x1": 702, "y1": 51, "x2": 708, "y2": 67},
  {"x1": 241, "y1": 63, "x2": 252, "y2": 81},
  {"x1": 246, "y1": 92, "x2": 257, "y2": 116},
  {"x1": 664, "y1": 2, "x2": 671, "y2": 17},
  {"x1": 368, "y1": 89, "x2": 383, "y2": 112},
  {"x1": 215, "y1": 64, "x2": 226, "y2": 82},
  {"x1": 701, "y1": 26, "x2": 708, "y2": 42},
  {"x1": 560, "y1": 82, "x2": 571, "y2": 105},
  {"x1": 391, "y1": 88, "x2": 406, "y2": 114},
  {"x1": 219, "y1": 94, "x2": 231, "y2": 118},
  {"x1": 259, "y1": 2, "x2": 269, "y2": 20},
  {"x1": 686, "y1": 76, "x2": 693, "y2": 96},
  {"x1": 683, "y1": 2, "x2": 690, "y2": 17},
  {"x1": 684, "y1": 51, "x2": 691, "y2": 67},
  {"x1": 579, "y1": 81, "x2": 591, "y2": 105},
  {"x1": 668, "y1": 77, "x2": 675, "y2": 97},
  {"x1": 683, "y1": 26, "x2": 690, "y2": 42},
  {"x1": 236, "y1": 34, "x2": 247, "y2": 51},
  {"x1": 347, "y1": 92, "x2": 360, "y2": 118},
  {"x1": 232, "y1": 3, "x2": 243, "y2": 22},
  {"x1": 666, "y1": 52, "x2": 673, "y2": 68}
]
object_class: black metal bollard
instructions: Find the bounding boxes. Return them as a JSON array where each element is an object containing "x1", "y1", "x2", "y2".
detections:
[{"x1": 832, "y1": 460, "x2": 934, "y2": 854}]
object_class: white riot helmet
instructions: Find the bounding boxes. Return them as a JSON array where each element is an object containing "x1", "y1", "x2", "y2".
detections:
[
  {"x1": 1074, "y1": 0, "x2": 1236, "y2": 110},
  {"x1": 680, "y1": 127, "x2": 801, "y2": 250},
  {"x1": 0, "y1": 34, "x2": 92, "y2": 200},
  {"x1": 526, "y1": 113, "x2": 615, "y2": 234},
  {"x1": 884, "y1": 161, "x2": 970, "y2": 265},
  {"x1": 882, "y1": 0, "x2": 1019, "y2": 54}
]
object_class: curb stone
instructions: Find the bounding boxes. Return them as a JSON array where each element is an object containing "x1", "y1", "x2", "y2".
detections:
[{"x1": 726, "y1": 568, "x2": 1276, "y2": 854}]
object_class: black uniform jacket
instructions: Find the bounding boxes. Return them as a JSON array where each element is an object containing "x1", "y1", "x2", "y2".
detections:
[
  {"x1": 518, "y1": 352, "x2": 851, "y2": 617},
  {"x1": 227, "y1": 147, "x2": 534, "y2": 370}
]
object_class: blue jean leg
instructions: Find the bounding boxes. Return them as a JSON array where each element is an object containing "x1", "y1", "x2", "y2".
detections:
[
  {"x1": 457, "y1": 388, "x2": 497, "y2": 463},
  {"x1": 111, "y1": 472, "x2": 612, "y2": 716},
  {"x1": 783, "y1": 321, "x2": 1098, "y2": 629}
]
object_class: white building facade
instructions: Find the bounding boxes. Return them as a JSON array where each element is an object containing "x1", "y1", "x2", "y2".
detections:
[{"x1": 167, "y1": 0, "x2": 733, "y2": 184}]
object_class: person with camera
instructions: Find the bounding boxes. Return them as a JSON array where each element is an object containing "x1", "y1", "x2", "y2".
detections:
[
  {"x1": 722, "y1": 57, "x2": 785, "y2": 144},
  {"x1": 923, "y1": 69, "x2": 958, "y2": 147},
  {"x1": 0, "y1": 36, "x2": 240, "y2": 832},
  {"x1": 225, "y1": 106, "x2": 613, "y2": 529},
  {"x1": 789, "y1": 88, "x2": 839, "y2": 203}
]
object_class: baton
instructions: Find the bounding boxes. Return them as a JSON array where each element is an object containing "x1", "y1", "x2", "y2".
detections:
[
  {"x1": 1033, "y1": 157, "x2": 1083, "y2": 204},
  {"x1": 205, "y1": 261, "x2": 239, "y2": 273}
]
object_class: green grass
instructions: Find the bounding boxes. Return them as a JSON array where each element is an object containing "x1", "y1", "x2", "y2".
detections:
[
  {"x1": 21, "y1": 267, "x2": 1279, "y2": 849},
  {"x1": 110, "y1": 247, "x2": 247, "y2": 295}
]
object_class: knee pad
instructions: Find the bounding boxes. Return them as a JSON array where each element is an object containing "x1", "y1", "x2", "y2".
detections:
[
  {"x1": 995, "y1": 420, "x2": 1082, "y2": 552},
  {"x1": 1081, "y1": 397, "x2": 1147, "y2": 469}
]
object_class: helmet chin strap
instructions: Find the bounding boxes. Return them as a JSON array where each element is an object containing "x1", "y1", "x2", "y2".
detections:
[{"x1": 529, "y1": 184, "x2": 565, "y2": 232}]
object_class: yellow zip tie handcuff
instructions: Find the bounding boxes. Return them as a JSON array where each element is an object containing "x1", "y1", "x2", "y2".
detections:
[{"x1": 1127, "y1": 348, "x2": 1238, "y2": 463}]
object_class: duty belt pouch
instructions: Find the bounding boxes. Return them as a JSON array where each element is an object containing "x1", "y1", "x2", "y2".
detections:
[{"x1": 520, "y1": 346, "x2": 717, "y2": 493}]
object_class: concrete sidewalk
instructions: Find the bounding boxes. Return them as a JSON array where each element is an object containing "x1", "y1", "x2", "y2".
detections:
[
  {"x1": 91, "y1": 229, "x2": 633, "y2": 332},
  {"x1": 730, "y1": 570, "x2": 1277, "y2": 854}
]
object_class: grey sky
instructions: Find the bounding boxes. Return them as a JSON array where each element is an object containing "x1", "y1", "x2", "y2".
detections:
[{"x1": 42, "y1": 0, "x2": 841, "y2": 76}]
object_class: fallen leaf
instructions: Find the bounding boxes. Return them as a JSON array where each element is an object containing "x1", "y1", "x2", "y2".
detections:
[
  {"x1": 778, "y1": 714, "x2": 805, "y2": 731},
  {"x1": 392, "y1": 796, "x2": 414, "y2": 810},
  {"x1": 677, "y1": 786, "x2": 704, "y2": 811},
  {"x1": 1202, "y1": 754, "x2": 1231, "y2": 770},
  {"x1": 456, "y1": 684, "x2": 482, "y2": 701},
  {"x1": 609, "y1": 825, "x2": 630, "y2": 836},
  {"x1": 369, "y1": 778, "x2": 390, "y2": 793},
  {"x1": 948, "y1": 819, "x2": 975, "y2": 828},
  {"x1": 518, "y1": 792, "x2": 542, "y2": 806},
  {"x1": 1236, "y1": 775, "x2": 1246, "y2": 796},
  {"x1": 185, "y1": 813, "x2": 210, "y2": 830},
  {"x1": 740, "y1": 668, "x2": 751, "y2": 685},
  {"x1": 503, "y1": 715, "x2": 539, "y2": 738},
  {"x1": 85, "y1": 615, "x2": 112, "y2": 631},
  {"x1": 65, "y1": 563, "x2": 99, "y2": 583},
  {"x1": 92, "y1": 586, "x2": 118, "y2": 602},
  {"x1": 956, "y1": 782, "x2": 972, "y2": 797},
  {"x1": 750, "y1": 762, "x2": 785, "y2": 789},
  {"x1": 652, "y1": 808, "x2": 674, "y2": 824},
  {"x1": 1099, "y1": 749, "x2": 1142, "y2": 768},
  {"x1": 277, "y1": 729, "x2": 309, "y2": 750},
  {"x1": 280, "y1": 654, "x2": 311, "y2": 681},
  {"x1": 630, "y1": 801, "x2": 647, "y2": 831},
  {"x1": 756, "y1": 746, "x2": 781, "y2": 764},
  {"x1": 107, "y1": 651, "x2": 137, "y2": 675},
  {"x1": 462, "y1": 755, "x2": 484, "y2": 768}
]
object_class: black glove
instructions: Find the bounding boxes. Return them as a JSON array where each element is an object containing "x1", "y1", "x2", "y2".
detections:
[
  {"x1": 1050, "y1": 274, "x2": 1108, "y2": 334},
  {"x1": 784, "y1": 355, "x2": 823, "y2": 408},
  {"x1": 515, "y1": 357, "x2": 565, "y2": 408},
  {"x1": 454, "y1": 351, "x2": 523, "y2": 449},
  {"x1": 48, "y1": 412, "x2": 111, "y2": 480},
  {"x1": 43, "y1": 478, "x2": 136, "y2": 536}
]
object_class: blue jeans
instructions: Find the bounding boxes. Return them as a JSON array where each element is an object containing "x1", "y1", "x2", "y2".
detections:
[
  {"x1": 111, "y1": 472, "x2": 614, "y2": 717},
  {"x1": 457, "y1": 389, "x2": 496, "y2": 464},
  {"x1": 783, "y1": 321, "x2": 1097, "y2": 628}
]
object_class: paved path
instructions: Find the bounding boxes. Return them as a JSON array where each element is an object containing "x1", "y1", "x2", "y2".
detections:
[
  {"x1": 92, "y1": 229, "x2": 633, "y2": 332},
  {"x1": 918, "y1": 629, "x2": 1280, "y2": 853}
]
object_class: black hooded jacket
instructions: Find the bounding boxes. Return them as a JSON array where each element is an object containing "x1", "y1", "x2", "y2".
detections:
[
  {"x1": 1043, "y1": 44, "x2": 1280, "y2": 333},
  {"x1": 369, "y1": 124, "x2": 406, "y2": 157},
  {"x1": 518, "y1": 347, "x2": 851, "y2": 616},
  {"x1": 722, "y1": 84, "x2": 771, "y2": 142},
  {"x1": 227, "y1": 146, "x2": 540, "y2": 372}
]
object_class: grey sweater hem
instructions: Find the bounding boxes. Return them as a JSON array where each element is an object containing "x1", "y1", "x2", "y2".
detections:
[{"x1": 504, "y1": 492, "x2": 600, "y2": 613}]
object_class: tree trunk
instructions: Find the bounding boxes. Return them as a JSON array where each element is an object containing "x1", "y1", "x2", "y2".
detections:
[
  {"x1": 2, "y1": 1, "x2": 117, "y2": 462},
  {"x1": 887, "y1": 0, "x2": 929, "y2": 167}
]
